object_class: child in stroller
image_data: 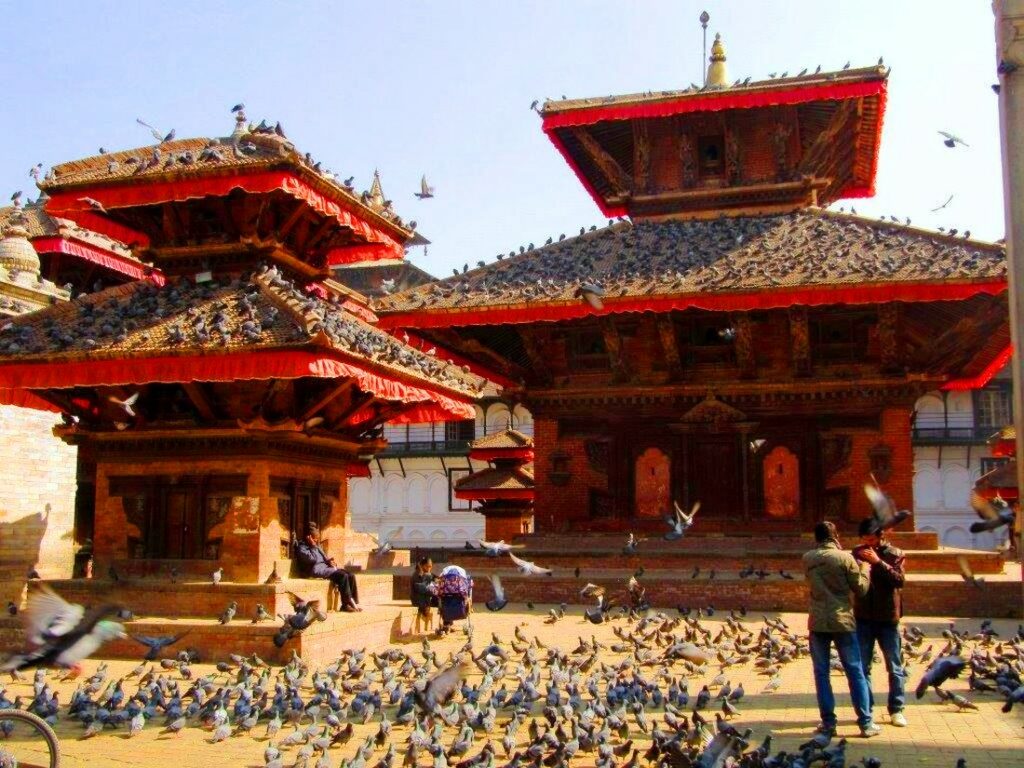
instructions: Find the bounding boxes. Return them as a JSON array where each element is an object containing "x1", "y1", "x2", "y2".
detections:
[{"x1": 434, "y1": 564, "x2": 473, "y2": 636}]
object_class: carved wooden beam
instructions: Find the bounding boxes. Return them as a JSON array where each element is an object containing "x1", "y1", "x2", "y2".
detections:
[
  {"x1": 789, "y1": 307, "x2": 811, "y2": 377},
  {"x1": 633, "y1": 120, "x2": 652, "y2": 194},
  {"x1": 276, "y1": 201, "x2": 308, "y2": 240},
  {"x1": 656, "y1": 317, "x2": 683, "y2": 381},
  {"x1": 299, "y1": 216, "x2": 336, "y2": 254},
  {"x1": 517, "y1": 327, "x2": 553, "y2": 386},
  {"x1": 330, "y1": 391, "x2": 377, "y2": 430},
  {"x1": 161, "y1": 203, "x2": 182, "y2": 244},
  {"x1": 257, "y1": 379, "x2": 289, "y2": 417},
  {"x1": 602, "y1": 318, "x2": 630, "y2": 382},
  {"x1": 877, "y1": 304, "x2": 900, "y2": 373},
  {"x1": 182, "y1": 382, "x2": 217, "y2": 422},
  {"x1": 570, "y1": 127, "x2": 630, "y2": 193},
  {"x1": 733, "y1": 312, "x2": 756, "y2": 379},
  {"x1": 798, "y1": 100, "x2": 857, "y2": 174},
  {"x1": 301, "y1": 380, "x2": 355, "y2": 422}
]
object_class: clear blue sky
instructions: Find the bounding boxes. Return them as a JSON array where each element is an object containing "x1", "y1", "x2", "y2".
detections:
[{"x1": 0, "y1": 1, "x2": 1005, "y2": 278}]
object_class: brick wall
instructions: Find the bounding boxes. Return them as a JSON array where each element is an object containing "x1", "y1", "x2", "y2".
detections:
[
  {"x1": 533, "y1": 416, "x2": 608, "y2": 532},
  {"x1": 0, "y1": 405, "x2": 77, "y2": 591}
]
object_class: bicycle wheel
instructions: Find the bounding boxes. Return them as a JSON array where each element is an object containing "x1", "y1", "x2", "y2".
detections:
[{"x1": 0, "y1": 709, "x2": 61, "y2": 768}]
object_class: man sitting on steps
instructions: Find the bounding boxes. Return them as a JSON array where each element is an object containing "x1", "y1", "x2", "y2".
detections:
[{"x1": 294, "y1": 524, "x2": 362, "y2": 612}]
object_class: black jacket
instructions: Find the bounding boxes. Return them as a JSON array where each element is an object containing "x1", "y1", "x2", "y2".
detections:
[
  {"x1": 411, "y1": 573, "x2": 436, "y2": 609},
  {"x1": 852, "y1": 542, "x2": 906, "y2": 623}
]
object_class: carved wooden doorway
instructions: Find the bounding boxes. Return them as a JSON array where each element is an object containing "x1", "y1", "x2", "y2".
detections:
[{"x1": 635, "y1": 447, "x2": 671, "y2": 519}]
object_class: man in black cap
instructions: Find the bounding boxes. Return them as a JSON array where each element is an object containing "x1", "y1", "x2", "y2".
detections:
[
  {"x1": 294, "y1": 524, "x2": 361, "y2": 612},
  {"x1": 852, "y1": 517, "x2": 908, "y2": 727}
]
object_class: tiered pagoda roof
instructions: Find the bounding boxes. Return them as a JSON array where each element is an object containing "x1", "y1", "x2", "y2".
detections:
[
  {"x1": 0, "y1": 201, "x2": 150, "y2": 282},
  {"x1": 377, "y1": 211, "x2": 1006, "y2": 323},
  {"x1": 455, "y1": 428, "x2": 535, "y2": 501},
  {"x1": 0, "y1": 112, "x2": 487, "y2": 428}
]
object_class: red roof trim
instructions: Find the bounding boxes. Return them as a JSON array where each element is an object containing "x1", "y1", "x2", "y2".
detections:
[
  {"x1": 0, "y1": 349, "x2": 474, "y2": 420},
  {"x1": 44, "y1": 171, "x2": 404, "y2": 254},
  {"x1": 454, "y1": 488, "x2": 535, "y2": 501},
  {"x1": 542, "y1": 79, "x2": 887, "y2": 129},
  {"x1": 469, "y1": 448, "x2": 535, "y2": 462},
  {"x1": 327, "y1": 242, "x2": 405, "y2": 266},
  {"x1": 942, "y1": 343, "x2": 1013, "y2": 391},
  {"x1": 542, "y1": 79, "x2": 887, "y2": 213},
  {"x1": 380, "y1": 280, "x2": 1007, "y2": 330},
  {"x1": 32, "y1": 236, "x2": 164, "y2": 285}
]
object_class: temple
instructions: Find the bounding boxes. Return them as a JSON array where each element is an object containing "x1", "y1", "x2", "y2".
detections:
[
  {"x1": 0, "y1": 111, "x2": 484, "y2": 588},
  {"x1": 376, "y1": 40, "x2": 1011, "y2": 537}
]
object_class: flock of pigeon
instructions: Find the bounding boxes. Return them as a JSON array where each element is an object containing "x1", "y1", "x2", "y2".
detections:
[
  {"x1": 378, "y1": 212, "x2": 1006, "y2": 314},
  {"x1": 0, "y1": 263, "x2": 485, "y2": 396},
  {"x1": 1, "y1": 589, "x2": 1022, "y2": 768}
]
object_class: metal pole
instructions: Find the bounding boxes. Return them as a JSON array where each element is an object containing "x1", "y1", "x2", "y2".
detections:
[
  {"x1": 701, "y1": 11, "x2": 710, "y2": 86},
  {"x1": 993, "y1": 1, "x2": 1024, "y2": 589}
]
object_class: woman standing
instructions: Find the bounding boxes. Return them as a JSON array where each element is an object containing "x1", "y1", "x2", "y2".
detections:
[{"x1": 410, "y1": 557, "x2": 437, "y2": 635}]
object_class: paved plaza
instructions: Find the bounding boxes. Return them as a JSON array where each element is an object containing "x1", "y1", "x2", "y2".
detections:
[{"x1": 2, "y1": 605, "x2": 1021, "y2": 768}]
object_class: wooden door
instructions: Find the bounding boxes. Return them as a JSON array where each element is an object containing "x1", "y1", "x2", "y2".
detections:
[
  {"x1": 687, "y1": 437, "x2": 742, "y2": 516},
  {"x1": 635, "y1": 447, "x2": 671, "y2": 518}
]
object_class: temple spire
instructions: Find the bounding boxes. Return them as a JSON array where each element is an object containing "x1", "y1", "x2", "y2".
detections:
[
  {"x1": 367, "y1": 169, "x2": 386, "y2": 211},
  {"x1": 706, "y1": 33, "x2": 728, "y2": 88}
]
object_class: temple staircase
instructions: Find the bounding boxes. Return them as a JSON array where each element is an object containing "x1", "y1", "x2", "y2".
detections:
[{"x1": 392, "y1": 531, "x2": 1022, "y2": 619}]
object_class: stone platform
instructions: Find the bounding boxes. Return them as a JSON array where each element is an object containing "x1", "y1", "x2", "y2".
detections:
[
  {"x1": 398, "y1": 532, "x2": 1021, "y2": 618},
  {"x1": 0, "y1": 573, "x2": 408, "y2": 666}
]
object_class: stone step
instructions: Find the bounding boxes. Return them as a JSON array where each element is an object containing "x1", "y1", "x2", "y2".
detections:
[
  {"x1": 442, "y1": 547, "x2": 1004, "y2": 575},
  {"x1": 511, "y1": 530, "x2": 940, "y2": 552},
  {"x1": 0, "y1": 600, "x2": 412, "y2": 667},
  {"x1": 34, "y1": 573, "x2": 395, "y2": 620},
  {"x1": 392, "y1": 569, "x2": 1023, "y2": 619}
]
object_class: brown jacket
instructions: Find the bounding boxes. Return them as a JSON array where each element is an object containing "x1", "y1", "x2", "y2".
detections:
[
  {"x1": 851, "y1": 542, "x2": 905, "y2": 623},
  {"x1": 802, "y1": 541, "x2": 870, "y2": 632}
]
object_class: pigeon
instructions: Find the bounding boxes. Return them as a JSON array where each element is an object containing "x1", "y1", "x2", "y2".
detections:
[
  {"x1": 485, "y1": 575, "x2": 508, "y2": 612},
  {"x1": 863, "y1": 478, "x2": 910, "y2": 534},
  {"x1": 6, "y1": 601, "x2": 17, "y2": 616},
  {"x1": 414, "y1": 176, "x2": 435, "y2": 199},
  {"x1": 218, "y1": 601, "x2": 237, "y2": 625},
  {"x1": 415, "y1": 663, "x2": 466, "y2": 711},
  {"x1": 130, "y1": 631, "x2": 190, "y2": 661},
  {"x1": 477, "y1": 539, "x2": 512, "y2": 557},
  {"x1": 372, "y1": 528, "x2": 404, "y2": 555},
  {"x1": 0, "y1": 586, "x2": 129, "y2": 674},
  {"x1": 930, "y1": 194, "x2": 954, "y2": 212},
  {"x1": 574, "y1": 283, "x2": 605, "y2": 311},
  {"x1": 914, "y1": 655, "x2": 967, "y2": 698},
  {"x1": 969, "y1": 492, "x2": 1015, "y2": 535},
  {"x1": 938, "y1": 130, "x2": 969, "y2": 148},
  {"x1": 252, "y1": 603, "x2": 273, "y2": 623},
  {"x1": 508, "y1": 552, "x2": 553, "y2": 576},
  {"x1": 664, "y1": 501, "x2": 700, "y2": 540},
  {"x1": 211, "y1": 568, "x2": 223, "y2": 585}
]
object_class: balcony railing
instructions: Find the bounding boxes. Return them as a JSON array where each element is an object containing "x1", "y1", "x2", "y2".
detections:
[
  {"x1": 911, "y1": 426, "x2": 996, "y2": 445},
  {"x1": 379, "y1": 439, "x2": 472, "y2": 457}
]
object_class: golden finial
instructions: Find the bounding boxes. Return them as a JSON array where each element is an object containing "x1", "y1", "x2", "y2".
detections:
[{"x1": 706, "y1": 33, "x2": 729, "y2": 88}]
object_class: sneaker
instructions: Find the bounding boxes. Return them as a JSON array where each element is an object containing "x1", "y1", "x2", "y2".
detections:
[
  {"x1": 890, "y1": 712, "x2": 907, "y2": 727},
  {"x1": 860, "y1": 723, "x2": 882, "y2": 738}
]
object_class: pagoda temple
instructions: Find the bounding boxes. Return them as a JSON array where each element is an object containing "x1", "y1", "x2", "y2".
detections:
[
  {"x1": 377, "y1": 39, "x2": 1011, "y2": 536},
  {"x1": 0, "y1": 112, "x2": 485, "y2": 584},
  {"x1": 454, "y1": 428, "x2": 535, "y2": 540}
]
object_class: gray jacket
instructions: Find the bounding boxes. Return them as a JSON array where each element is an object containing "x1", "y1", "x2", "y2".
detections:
[{"x1": 802, "y1": 541, "x2": 870, "y2": 632}]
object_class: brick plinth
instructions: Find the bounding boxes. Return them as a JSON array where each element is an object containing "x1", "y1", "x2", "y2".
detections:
[{"x1": 93, "y1": 454, "x2": 356, "y2": 584}]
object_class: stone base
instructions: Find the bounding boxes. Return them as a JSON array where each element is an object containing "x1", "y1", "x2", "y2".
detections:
[{"x1": 0, "y1": 599, "x2": 412, "y2": 666}]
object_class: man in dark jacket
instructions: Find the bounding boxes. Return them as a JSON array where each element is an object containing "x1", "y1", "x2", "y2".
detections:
[
  {"x1": 803, "y1": 521, "x2": 879, "y2": 738},
  {"x1": 294, "y1": 525, "x2": 361, "y2": 612},
  {"x1": 852, "y1": 517, "x2": 908, "y2": 727}
]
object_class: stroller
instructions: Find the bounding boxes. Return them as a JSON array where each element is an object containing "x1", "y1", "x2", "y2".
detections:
[{"x1": 434, "y1": 564, "x2": 473, "y2": 635}]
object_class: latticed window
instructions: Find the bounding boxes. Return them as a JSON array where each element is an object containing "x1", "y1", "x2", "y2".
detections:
[
  {"x1": 975, "y1": 387, "x2": 1011, "y2": 430},
  {"x1": 444, "y1": 420, "x2": 475, "y2": 443}
]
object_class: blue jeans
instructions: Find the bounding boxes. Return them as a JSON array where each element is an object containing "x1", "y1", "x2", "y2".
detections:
[
  {"x1": 856, "y1": 620, "x2": 907, "y2": 714},
  {"x1": 809, "y1": 631, "x2": 874, "y2": 730}
]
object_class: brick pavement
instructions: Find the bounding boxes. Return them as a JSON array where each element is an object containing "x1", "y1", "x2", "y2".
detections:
[{"x1": 1, "y1": 605, "x2": 1021, "y2": 768}]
